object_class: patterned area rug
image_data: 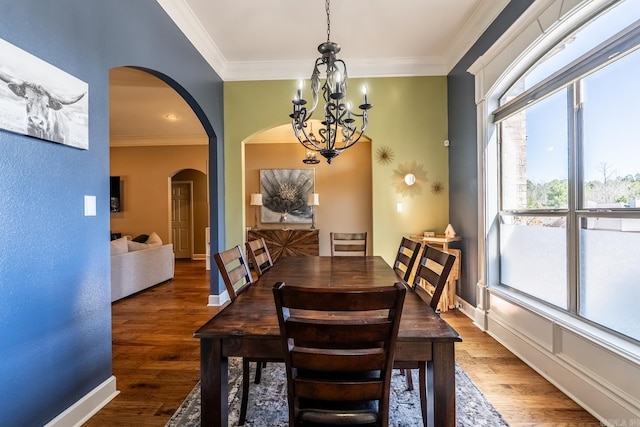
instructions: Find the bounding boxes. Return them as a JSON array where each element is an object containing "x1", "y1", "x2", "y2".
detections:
[{"x1": 167, "y1": 357, "x2": 508, "y2": 427}]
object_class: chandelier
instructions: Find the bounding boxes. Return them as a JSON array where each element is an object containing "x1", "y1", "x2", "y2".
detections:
[{"x1": 290, "y1": 0, "x2": 372, "y2": 164}]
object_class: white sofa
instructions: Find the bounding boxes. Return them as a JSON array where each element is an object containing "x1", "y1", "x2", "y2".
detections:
[{"x1": 110, "y1": 234, "x2": 175, "y2": 302}]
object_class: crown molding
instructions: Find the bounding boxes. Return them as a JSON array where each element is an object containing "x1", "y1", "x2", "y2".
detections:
[
  {"x1": 346, "y1": 56, "x2": 448, "y2": 79},
  {"x1": 157, "y1": 0, "x2": 509, "y2": 80},
  {"x1": 157, "y1": 0, "x2": 460, "y2": 79},
  {"x1": 224, "y1": 56, "x2": 448, "y2": 81},
  {"x1": 444, "y1": 0, "x2": 510, "y2": 71},
  {"x1": 155, "y1": 0, "x2": 228, "y2": 79},
  {"x1": 110, "y1": 135, "x2": 208, "y2": 147}
]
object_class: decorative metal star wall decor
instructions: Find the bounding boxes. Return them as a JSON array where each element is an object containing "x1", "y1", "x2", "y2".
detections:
[
  {"x1": 392, "y1": 161, "x2": 428, "y2": 198},
  {"x1": 375, "y1": 146, "x2": 394, "y2": 165},
  {"x1": 431, "y1": 181, "x2": 445, "y2": 195}
]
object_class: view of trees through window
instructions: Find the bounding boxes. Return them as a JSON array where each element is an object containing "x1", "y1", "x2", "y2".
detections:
[{"x1": 527, "y1": 164, "x2": 640, "y2": 209}]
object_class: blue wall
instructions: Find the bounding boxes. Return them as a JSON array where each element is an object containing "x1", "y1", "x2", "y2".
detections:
[
  {"x1": 0, "y1": 1, "x2": 224, "y2": 425},
  {"x1": 447, "y1": 0, "x2": 535, "y2": 305}
]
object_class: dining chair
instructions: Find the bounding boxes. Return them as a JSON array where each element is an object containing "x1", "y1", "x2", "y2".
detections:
[
  {"x1": 245, "y1": 237, "x2": 274, "y2": 277},
  {"x1": 213, "y1": 245, "x2": 252, "y2": 301},
  {"x1": 330, "y1": 232, "x2": 367, "y2": 256},
  {"x1": 413, "y1": 245, "x2": 457, "y2": 312},
  {"x1": 395, "y1": 244, "x2": 456, "y2": 427},
  {"x1": 393, "y1": 237, "x2": 421, "y2": 283},
  {"x1": 212, "y1": 245, "x2": 273, "y2": 425},
  {"x1": 273, "y1": 281, "x2": 406, "y2": 427}
]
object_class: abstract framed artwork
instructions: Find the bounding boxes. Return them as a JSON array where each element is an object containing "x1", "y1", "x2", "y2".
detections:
[
  {"x1": 260, "y1": 169, "x2": 315, "y2": 224},
  {"x1": 0, "y1": 37, "x2": 89, "y2": 149}
]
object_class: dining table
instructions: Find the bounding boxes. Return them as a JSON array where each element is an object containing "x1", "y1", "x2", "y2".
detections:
[{"x1": 194, "y1": 255, "x2": 462, "y2": 427}]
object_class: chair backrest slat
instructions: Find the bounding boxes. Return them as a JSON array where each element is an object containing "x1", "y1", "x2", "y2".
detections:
[
  {"x1": 273, "y1": 282, "x2": 405, "y2": 427},
  {"x1": 330, "y1": 232, "x2": 367, "y2": 256},
  {"x1": 213, "y1": 245, "x2": 252, "y2": 301},
  {"x1": 393, "y1": 237, "x2": 421, "y2": 283},
  {"x1": 412, "y1": 245, "x2": 456, "y2": 312},
  {"x1": 245, "y1": 238, "x2": 274, "y2": 277}
]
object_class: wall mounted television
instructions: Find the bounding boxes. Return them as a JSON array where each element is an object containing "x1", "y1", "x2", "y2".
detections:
[{"x1": 110, "y1": 176, "x2": 121, "y2": 212}]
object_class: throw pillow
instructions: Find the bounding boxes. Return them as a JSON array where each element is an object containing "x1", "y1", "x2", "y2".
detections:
[
  {"x1": 110, "y1": 237, "x2": 128, "y2": 256},
  {"x1": 146, "y1": 231, "x2": 163, "y2": 247},
  {"x1": 132, "y1": 234, "x2": 149, "y2": 243},
  {"x1": 127, "y1": 241, "x2": 149, "y2": 251}
]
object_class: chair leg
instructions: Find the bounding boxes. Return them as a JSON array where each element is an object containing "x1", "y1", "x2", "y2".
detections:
[
  {"x1": 254, "y1": 361, "x2": 265, "y2": 384},
  {"x1": 418, "y1": 362, "x2": 427, "y2": 427},
  {"x1": 404, "y1": 368, "x2": 414, "y2": 391},
  {"x1": 239, "y1": 358, "x2": 250, "y2": 425}
]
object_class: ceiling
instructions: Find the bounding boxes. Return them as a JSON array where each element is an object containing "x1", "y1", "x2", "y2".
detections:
[
  {"x1": 111, "y1": 0, "x2": 509, "y2": 142},
  {"x1": 109, "y1": 67, "x2": 206, "y2": 143},
  {"x1": 156, "y1": 0, "x2": 509, "y2": 80}
]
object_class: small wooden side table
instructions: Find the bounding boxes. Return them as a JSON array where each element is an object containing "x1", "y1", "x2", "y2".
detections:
[
  {"x1": 409, "y1": 235, "x2": 461, "y2": 250},
  {"x1": 408, "y1": 235, "x2": 462, "y2": 311}
]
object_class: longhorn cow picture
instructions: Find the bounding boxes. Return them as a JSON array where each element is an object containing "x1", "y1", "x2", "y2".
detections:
[{"x1": 0, "y1": 38, "x2": 88, "y2": 149}]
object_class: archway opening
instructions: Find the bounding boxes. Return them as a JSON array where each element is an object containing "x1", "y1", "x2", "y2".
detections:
[
  {"x1": 109, "y1": 66, "x2": 209, "y2": 259},
  {"x1": 242, "y1": 121, "x2": 373, "y2": 255}
]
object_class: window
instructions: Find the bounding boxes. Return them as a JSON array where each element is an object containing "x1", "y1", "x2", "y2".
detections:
[
  {"x1": 579, "y1": 46, "x2": 640, "y2": 340},
  {"x1": 494, "y1": 2, "x2": 640, "y2": 341}
]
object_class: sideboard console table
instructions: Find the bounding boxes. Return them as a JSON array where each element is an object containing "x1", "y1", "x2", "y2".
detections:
[{"x1": 247, "y1": 229, "x2": 319, "y2": 262}]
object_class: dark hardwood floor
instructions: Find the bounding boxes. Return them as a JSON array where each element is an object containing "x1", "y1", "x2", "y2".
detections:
[{"x1": 85, "y1": 259, "x2": 599, "y2": 426}]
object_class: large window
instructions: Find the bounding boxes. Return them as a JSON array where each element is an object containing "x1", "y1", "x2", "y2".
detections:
[{"x1": 494, "y1": 1, "x2": 640, "y2": 342}]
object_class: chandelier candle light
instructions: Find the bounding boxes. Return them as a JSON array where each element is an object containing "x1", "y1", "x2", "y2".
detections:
[{"x1": 290, "y1": 0, "x2": 372, "y2": 164}]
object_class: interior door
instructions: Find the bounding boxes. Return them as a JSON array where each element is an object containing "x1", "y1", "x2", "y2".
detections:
[{"x1": 171, "y1": 182, "x2": 192, "y2": 259}]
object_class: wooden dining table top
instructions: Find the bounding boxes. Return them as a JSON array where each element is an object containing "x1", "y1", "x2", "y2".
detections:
[
  {"x1": 195, "y1": 256, "x2": 461, "y2": 346},
  {"x1": 195, "y1": 255, "x2": 462, "y2": 427}
]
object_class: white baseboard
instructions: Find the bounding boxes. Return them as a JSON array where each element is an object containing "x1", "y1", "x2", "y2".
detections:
[
  {"x1": 44, "y1": 376, "x2": 118, "y2": 427},
  {"x1": 485, "y1": 291, "x2": 640, "y2": 424},
  {"x1": 454, "y1": 297, "x2": 476, "y2": 319},
  {"x1": 438, "y1": 292, "x2": 639, "y2": 423},
  {"x1": 208, "y1": 290, "x2": 230, "y2": 306}
]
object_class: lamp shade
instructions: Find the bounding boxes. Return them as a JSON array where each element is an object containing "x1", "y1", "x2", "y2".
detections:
[
  {"x1": 250, "y1": 193, "x2": 263, "y2": 206},
  {"x1": 308, "y1": 193, "x2": 320, "y2": 206}
]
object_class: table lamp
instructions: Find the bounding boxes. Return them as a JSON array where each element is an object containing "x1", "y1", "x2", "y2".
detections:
[
  {"x1": 308, "y1": 193, "x2": 319, "y2": 230},
  {"x1": 250, "y1": 193, "x2": 262, "y2": 229}
]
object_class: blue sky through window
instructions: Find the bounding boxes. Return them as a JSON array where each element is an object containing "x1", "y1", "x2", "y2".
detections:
[{"x1": 521, "y1": 1, "x2": 640, "y2": 184}]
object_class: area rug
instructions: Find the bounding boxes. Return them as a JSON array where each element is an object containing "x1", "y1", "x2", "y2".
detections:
[{"x1": 167, "y1": 357, "x2": 508, "y2": 427}]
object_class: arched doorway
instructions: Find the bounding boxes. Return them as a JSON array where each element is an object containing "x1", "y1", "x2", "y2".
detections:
[
  {"x1": 109, "y1": 67, "x2": 208, "y2": 253},
  {"x1": 171, "y1": 168, "x2": 208, "y2": 259},
  {"x1": 242, "y1": 122, "x2": 373, "y2": 255}
]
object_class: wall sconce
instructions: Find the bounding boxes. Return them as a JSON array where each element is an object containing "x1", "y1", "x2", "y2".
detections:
[
  {"x1": 250, "y1": 193, "x2": 262, "y2": 229},
  {"x1": 396, "y1": 202, "x2": 404, "y2": 213},
  {"x1": 308, "y1": 193, "x2": 320, "y2": 229}
]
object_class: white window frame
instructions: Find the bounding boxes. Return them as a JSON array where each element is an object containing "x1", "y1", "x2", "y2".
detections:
[
  {"x1": 494, "y1": 18, "x2": 640, "y2": 317},
  {"x1": 468, "y1": 0, "x2": 640, "y2": 422}
]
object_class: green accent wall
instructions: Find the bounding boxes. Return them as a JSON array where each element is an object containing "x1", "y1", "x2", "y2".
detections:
[{"x1": 224, "y1": 76, "x2": 448, "y2": 265}]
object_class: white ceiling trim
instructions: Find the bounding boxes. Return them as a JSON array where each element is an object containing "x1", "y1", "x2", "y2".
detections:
[
  {"x1": 444, "y1": 0, "x2": 511, "y2": 70},
  {"x1": 155, "y1": 0, "x2": 228, "y2": 78},
  {"x1": 223, "y1": 56, "x2": 448, "y2": 82},
  {"x1": 110, "y1": 135, "x2": 208, "y2": 147},
  {"x1": 156, "y1": 0, "x2": 511, "y2": 80}
]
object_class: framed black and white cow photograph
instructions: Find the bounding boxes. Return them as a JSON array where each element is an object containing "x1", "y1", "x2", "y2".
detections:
[{"x1": 0, "y1": 38, "x2": 88, "y2": 149}]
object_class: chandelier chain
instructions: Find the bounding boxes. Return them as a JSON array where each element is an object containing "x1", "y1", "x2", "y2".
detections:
[{"x1": 325, "y1": 0, "x2": 331, "y2": 42}]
